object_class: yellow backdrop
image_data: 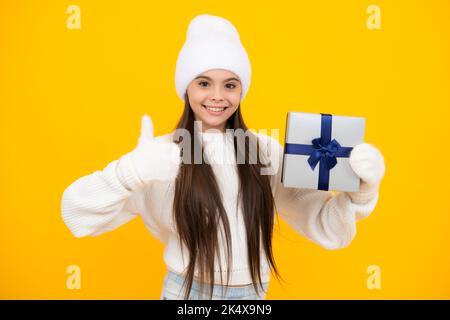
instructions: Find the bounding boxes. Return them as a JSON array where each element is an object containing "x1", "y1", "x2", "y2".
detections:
[{"x1": 1, "y1": 0, "x2": 449, "y2": 299}]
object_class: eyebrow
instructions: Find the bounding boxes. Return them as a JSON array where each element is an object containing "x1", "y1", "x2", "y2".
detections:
[{"x1": 194, "y1": 75, "x2": 240, "y2": 82}]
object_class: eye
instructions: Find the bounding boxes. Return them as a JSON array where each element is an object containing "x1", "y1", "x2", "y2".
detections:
[
  {"x1": 226, "y1": 83, "x2": 237, "y2": 89},
  {"x1": 198, "y1": 81, "x2": 209, "y2": 87}
]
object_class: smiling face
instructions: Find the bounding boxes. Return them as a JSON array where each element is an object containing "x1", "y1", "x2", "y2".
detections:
[{"x1": 186, "y1": 69, "x2": 242, "y2": 132}]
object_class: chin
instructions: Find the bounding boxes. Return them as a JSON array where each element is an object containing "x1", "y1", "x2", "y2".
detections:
[{"x1": 205, "y1": 121, "x2": 226, "y2": 129}]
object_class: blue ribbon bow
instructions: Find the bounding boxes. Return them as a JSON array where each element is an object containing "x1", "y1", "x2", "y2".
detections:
[
  {"x1": 308, "y1": 137, "x2": 341, "y2": 171},
  {"x1": 284, "y1": 114, "x2": 353, "y2": 191}
]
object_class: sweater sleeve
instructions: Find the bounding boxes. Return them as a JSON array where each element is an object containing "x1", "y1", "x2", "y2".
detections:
[
  {"x1": 61, "y1": 159, "x2": 143, "y2": 238},
  {"x1": 260, "y1": 133, "x2": 380, "y2": 250}
]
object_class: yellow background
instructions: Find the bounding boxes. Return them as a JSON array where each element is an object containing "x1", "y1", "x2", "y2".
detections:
[{"x1": 1, "y1": 0, "x2": 449, "y2": 299}]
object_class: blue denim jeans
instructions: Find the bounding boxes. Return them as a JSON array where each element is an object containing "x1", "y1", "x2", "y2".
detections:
[{"x1": 160, "y1": 270, "x2": 269, "y2": 300}]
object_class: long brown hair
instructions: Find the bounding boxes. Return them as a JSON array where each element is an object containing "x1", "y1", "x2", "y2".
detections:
[{"x1": 172, "y1": 93, "x2": 282, "y2": 299}]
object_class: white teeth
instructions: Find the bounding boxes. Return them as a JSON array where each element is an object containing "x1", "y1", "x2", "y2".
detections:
[{"x1": 204, "y1": 106, "x2": 226, "y2": 112}]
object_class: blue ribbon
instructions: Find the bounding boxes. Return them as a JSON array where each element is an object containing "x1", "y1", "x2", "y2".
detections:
[{"x1": 284, "y1": 114, "x2": 353, "y2": 190}]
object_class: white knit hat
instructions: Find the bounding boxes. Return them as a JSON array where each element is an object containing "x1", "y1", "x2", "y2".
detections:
[{"x1": 174, "y1": 14, "x2": 251, "y2": 102}]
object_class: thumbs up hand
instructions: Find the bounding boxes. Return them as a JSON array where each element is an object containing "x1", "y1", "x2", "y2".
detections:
[{"x1": 116, "y1": 115, "x2": 181, "y2": 191}]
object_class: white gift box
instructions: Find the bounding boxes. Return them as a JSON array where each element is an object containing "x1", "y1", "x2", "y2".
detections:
[{"x1": 281, "y1": 112, "x2": 365, "y2": 192}]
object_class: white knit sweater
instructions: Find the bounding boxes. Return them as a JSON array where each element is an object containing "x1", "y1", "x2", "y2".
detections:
[{"x1": 61, "y1": 131, "x2": 380, "y2": 285}]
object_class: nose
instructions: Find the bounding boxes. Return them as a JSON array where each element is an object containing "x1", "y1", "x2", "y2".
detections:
[{"x1": 210, "y1": 86, "x2": 225, "y2": 102}]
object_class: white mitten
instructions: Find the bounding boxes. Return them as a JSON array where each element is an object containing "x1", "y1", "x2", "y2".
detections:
[
  {"x1": 116, "y1": 115, "x2": 181, "y2": 191},
  {"x1": 349, "y1": 143, "x2": 385, "y2": 188}
]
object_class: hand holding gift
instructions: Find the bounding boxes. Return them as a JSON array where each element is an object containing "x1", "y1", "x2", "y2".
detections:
[
  {"x1": 349, "y1": 143, "x2": 385, "y2": 188},
  {"x1": 282, "y1": 112, "x2": 382, "y2": 192}
]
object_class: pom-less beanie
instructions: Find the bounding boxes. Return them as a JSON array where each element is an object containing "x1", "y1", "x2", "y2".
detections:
[{"x1": 174, "y1": 14, "x2": 251, "y2": 102}]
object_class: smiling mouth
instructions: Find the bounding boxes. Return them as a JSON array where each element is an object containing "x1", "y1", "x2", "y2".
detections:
[{"x1": 202, "y1": 105, "x2": 229, "y2": 113}]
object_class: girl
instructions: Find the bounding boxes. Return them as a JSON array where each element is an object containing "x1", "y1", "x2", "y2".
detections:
[{"x1": 61, "y1": 14, "x2": 385, "y2": 300}]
